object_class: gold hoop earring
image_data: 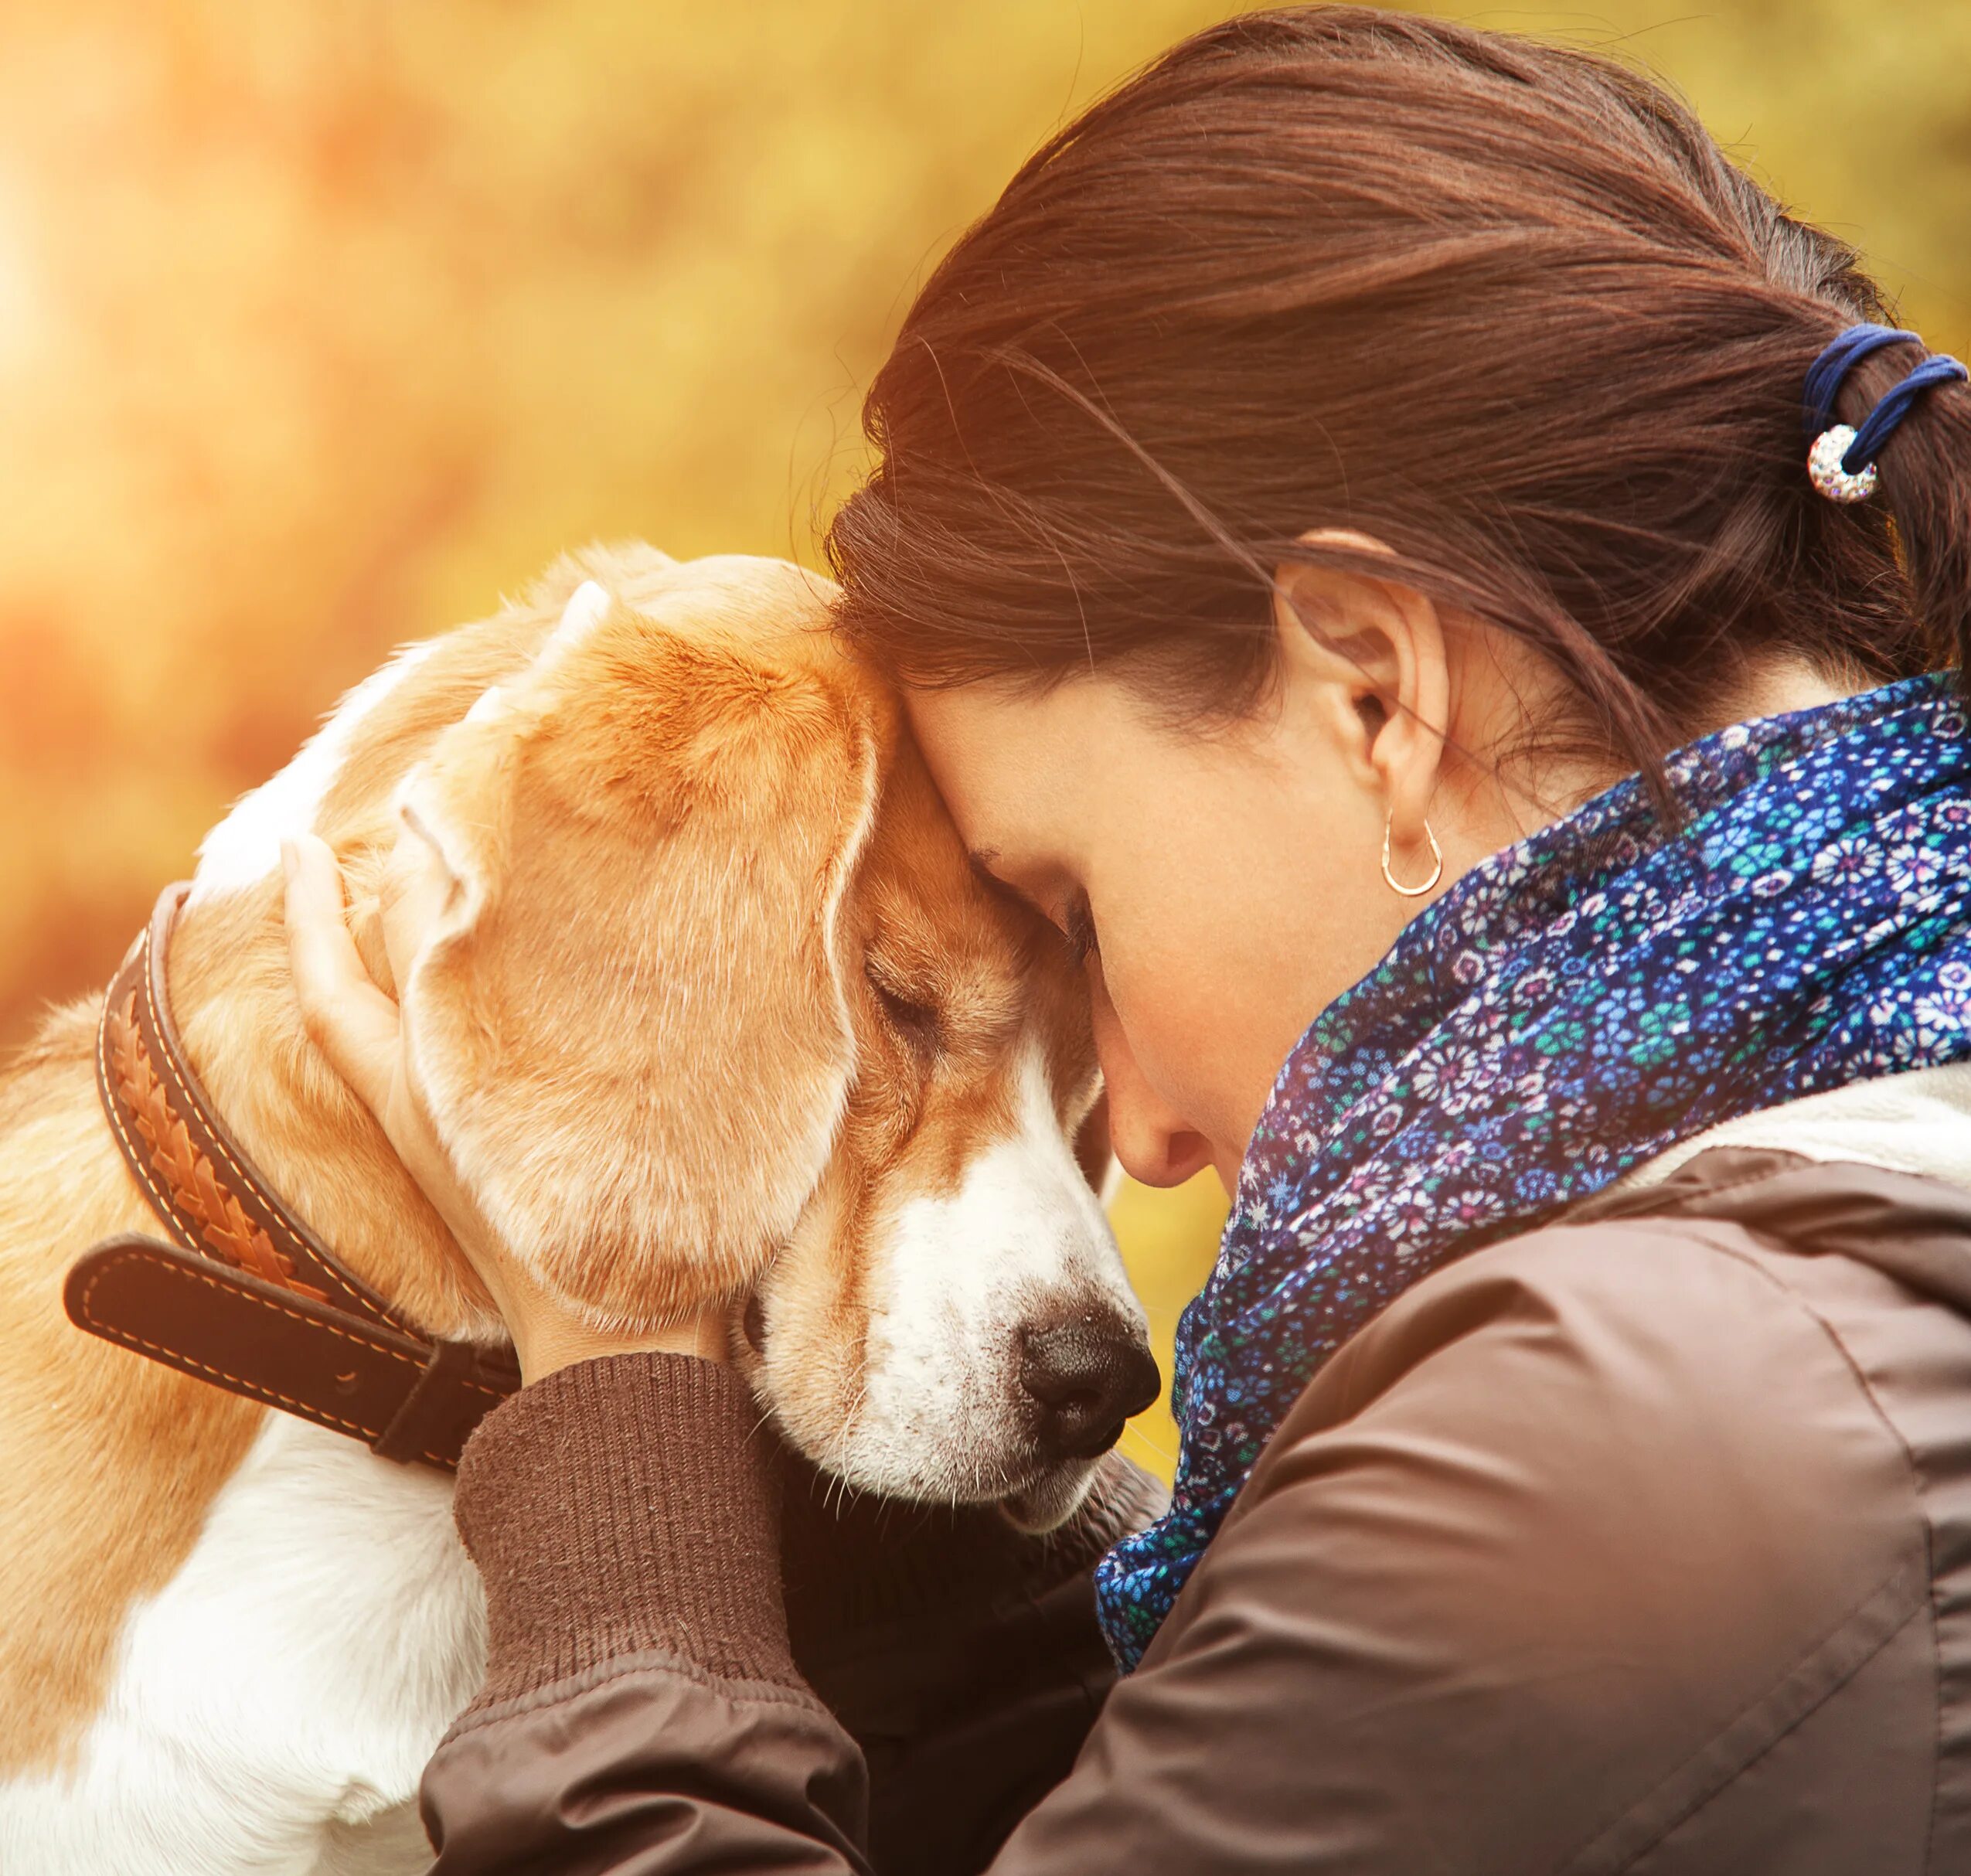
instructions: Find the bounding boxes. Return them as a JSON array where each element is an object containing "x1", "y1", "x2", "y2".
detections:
[{"x1": 1381, "y1": 812, "x2": 1443, "y2": 898}]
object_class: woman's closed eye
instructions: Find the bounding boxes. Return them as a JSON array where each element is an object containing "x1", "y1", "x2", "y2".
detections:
[
  {"x1": 963, "y1": 846, "x2": 1098, "y2": 966},
  {"x1": 1064, "y1": 890, "x2": 1099, "y2": 967}
]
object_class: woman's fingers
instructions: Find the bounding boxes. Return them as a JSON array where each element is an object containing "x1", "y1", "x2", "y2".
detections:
[
  {"x1": 281, "y1": 833, "x2": 404, "y2": 1119},
  {"x1": 283, "y1": 832, "x2": 506, "y2": 1285}
]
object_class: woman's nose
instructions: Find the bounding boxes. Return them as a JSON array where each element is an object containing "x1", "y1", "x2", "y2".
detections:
[
  {"x1": 1105, "y1": 1076, "x2": 1216, "y2": 1188},
  {"x1": 1091, "y1": 975, "x2": 1215, "y2": 1190}
]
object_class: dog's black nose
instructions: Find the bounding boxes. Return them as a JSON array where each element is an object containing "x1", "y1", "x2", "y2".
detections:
[{"x1": 1020, "y1": 1311, "x2": 1161, "y2": 1462}]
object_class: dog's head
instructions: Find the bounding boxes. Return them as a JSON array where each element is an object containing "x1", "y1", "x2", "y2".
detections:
[{"x1": 380, "y1": 557, "x2": 1153, "y2": 1528}]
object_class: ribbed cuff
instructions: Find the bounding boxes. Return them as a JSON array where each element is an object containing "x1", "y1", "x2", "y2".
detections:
[{"x1": 453, "y1": 1353, "x2": 794, "y2": 1709}]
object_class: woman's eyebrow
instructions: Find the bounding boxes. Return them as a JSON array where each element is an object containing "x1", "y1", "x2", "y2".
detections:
[
  {"x1": 966, "y1": 846, "x2": 1036, "y2": 909},
  {"x1": 966, "y1": 846, "x2": 1008, "y2": 888}
]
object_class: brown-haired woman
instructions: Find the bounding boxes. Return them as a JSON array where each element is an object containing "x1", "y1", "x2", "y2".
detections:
[{"x1": 288, "y1": 9, "x2": 1971, "y2": 1871}]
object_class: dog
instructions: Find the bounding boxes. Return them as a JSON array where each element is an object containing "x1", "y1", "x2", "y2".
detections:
[{"x1": 0, "y1": 545, "x2": 1156, "y2": 1874}]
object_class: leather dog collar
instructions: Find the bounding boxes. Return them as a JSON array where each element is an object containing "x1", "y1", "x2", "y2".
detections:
[{"x1": 64, "y1": 882, "x2": 519, "y2": 1469}]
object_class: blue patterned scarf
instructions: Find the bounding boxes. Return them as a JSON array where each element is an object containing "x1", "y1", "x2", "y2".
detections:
[{"x1": 1095, "y1": 674, "x2": 1971, "y2": 1671}]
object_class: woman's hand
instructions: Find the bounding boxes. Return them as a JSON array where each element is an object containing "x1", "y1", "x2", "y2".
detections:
[{"x1": 280, "y1": 831, "x2": 727, "y2": 1381}]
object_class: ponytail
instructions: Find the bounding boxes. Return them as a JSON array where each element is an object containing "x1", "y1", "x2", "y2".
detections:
[
  {"x1": 829, "y1": 6, "x2": 1971, "y2": 789},
  {"x1": 1823, "y1": 341, "x2": 1971, "y2": 689}
]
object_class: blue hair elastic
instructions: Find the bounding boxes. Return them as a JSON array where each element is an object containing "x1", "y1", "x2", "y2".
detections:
[{"x1": 1803, "y1": 320, "x2": 1969, "y2": 503}]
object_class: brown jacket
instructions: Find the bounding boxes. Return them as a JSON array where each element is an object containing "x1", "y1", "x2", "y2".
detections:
[{"x1": 419, "y1": 1147, "x2": 1971, "y2": 1873}]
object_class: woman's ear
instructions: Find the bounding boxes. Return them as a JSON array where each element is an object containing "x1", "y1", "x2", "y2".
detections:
[{"x1": 1271, "y1": 529, "x2": 1451, "y2": 853}]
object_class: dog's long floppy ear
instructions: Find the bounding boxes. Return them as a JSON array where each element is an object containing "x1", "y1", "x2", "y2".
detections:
[{"x1": 391, "y1": 570, "x2": 887, "y2": 1333}]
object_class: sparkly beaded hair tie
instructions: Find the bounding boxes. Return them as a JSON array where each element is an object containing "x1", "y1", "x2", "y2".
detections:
[{"x1": 1803, "y1": 322, "x2": 1968, "y2": 503}]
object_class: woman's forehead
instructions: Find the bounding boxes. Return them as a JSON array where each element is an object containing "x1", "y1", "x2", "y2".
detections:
[{"x1": 904, "y1": 679, "x2": 1115, "y2": 853}]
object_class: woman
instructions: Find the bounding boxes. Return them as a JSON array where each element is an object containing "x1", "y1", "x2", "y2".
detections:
[{"x1": 285, "y1": 9, "x2": 1971, "y2": 1871}]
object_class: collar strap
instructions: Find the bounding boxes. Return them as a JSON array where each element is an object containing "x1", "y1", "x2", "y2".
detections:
[{"x1": 65, "y1": 882, "x2": 519, "y2": 1468}]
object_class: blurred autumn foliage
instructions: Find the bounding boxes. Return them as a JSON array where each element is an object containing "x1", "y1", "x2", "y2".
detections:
[{"x1": 4, "y1": 1, "x2": 1967, "y2": 1477}]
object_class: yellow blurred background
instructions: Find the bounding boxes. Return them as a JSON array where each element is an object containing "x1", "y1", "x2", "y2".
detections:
[{"x1": 2, "y1": 1, "x2": 1966, "y2": 1480}]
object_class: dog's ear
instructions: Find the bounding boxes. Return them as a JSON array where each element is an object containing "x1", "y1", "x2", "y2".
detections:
[{"x1": 391, "y1": 570, "x2": 885, "y2": 1333}]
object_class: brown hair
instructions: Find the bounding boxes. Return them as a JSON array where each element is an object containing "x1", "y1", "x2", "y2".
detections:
[{"x1": 826, "y1": 6, "x2": 1971, "y2": 785}]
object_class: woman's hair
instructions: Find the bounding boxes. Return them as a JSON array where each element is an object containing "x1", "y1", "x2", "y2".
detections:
[{"x1": 826, "y1": 6, "x2": 1971, "y2": 782}]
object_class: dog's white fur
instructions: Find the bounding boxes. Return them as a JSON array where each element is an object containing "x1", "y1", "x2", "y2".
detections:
[
  {"x1": 4, "y1": 1419, "x2": 478, "y2": 1874},
  {"x1": 798, "y1": 1040, "x2": 1126, "y2": 1528},
  {"x1": 190, "y1": 641, "x2": 441, "y2": 911},
  {"x1": 6, "y1": 650, "x2": 490, "y2": 1876},
  {"x1": 0, "y1": 551, "x2": 1145, "y2": 1874}
]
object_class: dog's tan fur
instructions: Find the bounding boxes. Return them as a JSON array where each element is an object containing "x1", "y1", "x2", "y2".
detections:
[
  {"x1": 0, "y1": 545, "x2": 1113, "y2": 1789},
  {"x1": 0, "y1": 1003, "x2": 264, "y2": 1772}
]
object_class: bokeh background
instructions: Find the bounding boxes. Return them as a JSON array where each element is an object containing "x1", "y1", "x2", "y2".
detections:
[{"x1": 5, "y1": 1, "x2": 1966, "y2": 1479}]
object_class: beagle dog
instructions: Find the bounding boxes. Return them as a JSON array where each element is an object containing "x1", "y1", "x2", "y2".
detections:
[{"x1": 0, "y1": 546, "x2": 1155, "y2": 1874}]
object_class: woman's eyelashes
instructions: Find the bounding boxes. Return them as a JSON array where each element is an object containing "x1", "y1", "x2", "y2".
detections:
[
  {"x1": 963, "y1": 848, "x2": 1096, "y2": 965},
  {"x1": 1064, "y1": 890, "x2": 1099, "y2": 966}
]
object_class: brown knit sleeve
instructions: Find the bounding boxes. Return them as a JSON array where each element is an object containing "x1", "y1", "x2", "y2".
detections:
[
  {"x1": 450, "y1": 1350, "x2": 798, "y2": 1711},
  {"x1": 430, "y1": 1352, "x2": 1162, "y2": 1876}
]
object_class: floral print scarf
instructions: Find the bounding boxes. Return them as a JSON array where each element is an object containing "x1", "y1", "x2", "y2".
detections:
[{"x1": 1096, "y1": 674, "x2": 1971, "y2": 1671}]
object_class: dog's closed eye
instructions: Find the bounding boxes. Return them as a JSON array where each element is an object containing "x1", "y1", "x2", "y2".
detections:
[{"x1": 865, "y1": 961, "x2": 941, "y2": 1059}]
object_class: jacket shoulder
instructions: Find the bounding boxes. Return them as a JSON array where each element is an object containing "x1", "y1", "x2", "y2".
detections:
[
  {"x1": 1284, "y1": 1203, "x2": 1933, "y2": 1610},
  {"x1": 1173, "y1": 1204, "x2": 1942, "y2": 1871}
]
